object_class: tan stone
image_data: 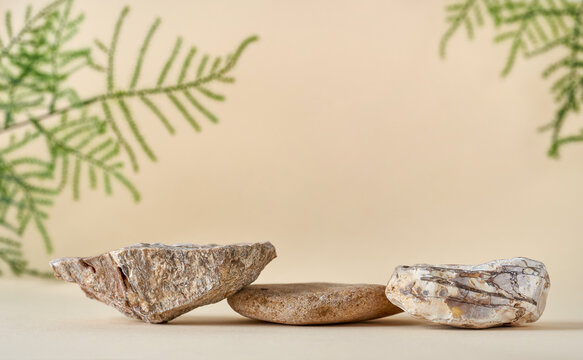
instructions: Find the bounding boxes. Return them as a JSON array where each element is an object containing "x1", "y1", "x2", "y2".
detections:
[
  {"x1": 50, "y1": 242, "x2": 276, "y2": 323},
  {"x1": 227, "y1": 283, "x2": 403, "y2": 325}
]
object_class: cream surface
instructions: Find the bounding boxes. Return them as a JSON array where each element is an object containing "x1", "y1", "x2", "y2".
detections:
[{"x1": 0, "y1": 280, "x2": 581, "y2": 359}]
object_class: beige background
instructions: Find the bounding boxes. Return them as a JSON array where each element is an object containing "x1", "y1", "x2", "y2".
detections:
[
  {"x1": 1, "y1": 1, "x2": 583, "y2": 358},
  {"x1": 5, "y1": 0, "x2": 583, "y2": 315}
]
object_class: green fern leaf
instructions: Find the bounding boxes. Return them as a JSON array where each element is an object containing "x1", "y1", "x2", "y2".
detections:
[
  {"x1": 441, "y1": 0, "x2": 583, "y2": 157},
  {"x1": 0, "y1": 0, "x2": 257, "y2": 277}
]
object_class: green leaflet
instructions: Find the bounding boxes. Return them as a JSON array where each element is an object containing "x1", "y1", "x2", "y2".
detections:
[
  {"x1": 0, "y1": 0, "x2": 257, "y2": 277},
  {"x1": 440, "y1": 0, "x2": 583, "y2": 157}
]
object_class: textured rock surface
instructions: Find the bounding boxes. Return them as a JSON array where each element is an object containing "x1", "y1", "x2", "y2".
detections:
[
  {"x1": 228, "y1": 283, "x2": 403, "y2": 325},
  {"x1": 385, "y1": 257, "x2": 550, "y2": 329},
  {"x1": 50, "y1": 242, "x2": 276, "y2": 323}
]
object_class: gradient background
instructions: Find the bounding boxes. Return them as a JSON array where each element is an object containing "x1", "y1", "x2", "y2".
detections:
[{"x1": 3, "y1": 0, "x2": 583, "y2": 323}]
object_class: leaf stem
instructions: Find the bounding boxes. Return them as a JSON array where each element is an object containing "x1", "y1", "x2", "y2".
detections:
[{"x1": 0, "y1": 35, "x2": 259, "y2": 135}]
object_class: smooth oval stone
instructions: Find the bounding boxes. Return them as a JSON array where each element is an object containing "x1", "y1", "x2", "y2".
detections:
[
  {"x1": 227, "y1": 283, "x2": 403, "y2": 325},
  {"x1": 385, "y1": 257, "x2": 550, "y2": 329}
]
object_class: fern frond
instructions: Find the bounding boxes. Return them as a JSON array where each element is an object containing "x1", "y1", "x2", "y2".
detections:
[
  {"x1": 24, "y1": 5, "x2": 32, "y2": 21},
  {"x1": 31, "y1": 118, "x2": 140, "y2": 202},
  {"x1": 103, "y1": 172, "x2": 112, "y2": 195},
  {"x1": 167, "y1": 93, "x2": 201, "y2": 131},
  {"x1": 0, "y1": 156, "x2": 55, "y2": 253},
  {"x1": 178, "y1": 46, "x2": 197, "y2": 85},
  {"x1": 100, "y1": 99, "x2": 138, "y2": 172},
  {"x1": 196, "y1": 55, "x2": 209, "y2": 79},
  {"x1": 116, "y1": 99, "x2": 157, "y2": 161},
  {"x1": 157, "y1": 37, "x2": 182, "y2": 86},
  {"x1": 0, "y1": 237, "x2": 20, "y2": 247},
  {"x1": 1, "y1": 34, "x2": 258, "y2": 134},
  {"x1": 440, "y1": 0, "x2": 480, "y2": 58},
  {"x1": 0, "y1": 237, "x2": 26, "y2": 276},
  {"x1": 543, "y1": 4, "x2": 583, "y2": 157},
  {"x1": 5, "y1": 11, "x2": 13, "y2": 39},
  {"x1": 0, "y1": 0, "x2": 257, "y2": 277},
  {"x1": 72, "y1": 157, "x2": 80, "y2": 199},
  {"x1": 1, "y1": 0, "x2": 67, "y2": 58},
  {"x1": 88, "y1": 165, "x2": 97, "y2": 189},
  {"x1": 184, "y1": 91, "x2": 218, "y2": 124},
  {"x1": 0, "y1": 131, "x2": 42, "y2": 155},
  {"x1": 492, "y1": 0, "x2": 570, "y2": 76},
  {"x1": 139, "y1": 95, "x2": 175, "y2": 134},
  {"x1": 107, "y1": 6, "x2": 129, "y2": 92},
  {"x1": 94, "y1": 39, "x2": 107, "y2": 53},
  {"x1": 441, "y1": 0, "x2": 583, "y2": 157},
  {"x1": 129, "y1": 18, "x2": 160, "y2": 90},
  {"x1": 196, "y1": 86, "x2": 225, "y2": 101}
]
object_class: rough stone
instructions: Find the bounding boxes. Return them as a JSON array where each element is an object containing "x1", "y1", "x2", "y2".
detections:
[
  {"x1": 385, "y1": 257, "x2": 550, "y2": 329},
  {"x1": 227, "y1": 283, "x2": 403, "y2": 325},
  {"x1": 50, "y1": 242, "x2": 276, "y2": 323}
]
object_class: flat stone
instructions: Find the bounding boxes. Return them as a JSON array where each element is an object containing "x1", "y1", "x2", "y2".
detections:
[
  {"x1": 50, "y1": 242, "x2": 276, "y2": 323},
  {"x1": 227, "y1": 283, "x2": 403, "y2": 325},
  {"x1": 385, "y1": 257, "x2": 550, "y2": 329}
]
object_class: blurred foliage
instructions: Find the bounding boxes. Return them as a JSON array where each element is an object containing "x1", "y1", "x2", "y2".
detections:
[
  {"x1": 441, "y1": 0, "x2": 583, "y2": 158},
  {"x1": 0, "y1": 0, "x2": 257, "y2": 276}
]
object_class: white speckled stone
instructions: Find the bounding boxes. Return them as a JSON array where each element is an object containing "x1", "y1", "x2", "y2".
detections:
[
  {"x1": 50, "y1": 242, "x2": 276, "y2": 323},
  {"x1": 385, "y1": 257, "x2": 550, "y2": 329}
]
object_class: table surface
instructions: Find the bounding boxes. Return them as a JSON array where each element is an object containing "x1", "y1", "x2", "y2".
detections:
[{"x1": 1, "y1": 279, "x2": 582, "y2": 360}]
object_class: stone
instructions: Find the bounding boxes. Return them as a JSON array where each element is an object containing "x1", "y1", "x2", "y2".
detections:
[
  {"x1": 385, "y1": 257, "x2": 550, "y2": 329},
  {"x1": 227, "y1": 283, "x2": 403, "y2": 325},
  {"x1": 50, "y1": 242, "x2": 276, "y2": 323}
]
